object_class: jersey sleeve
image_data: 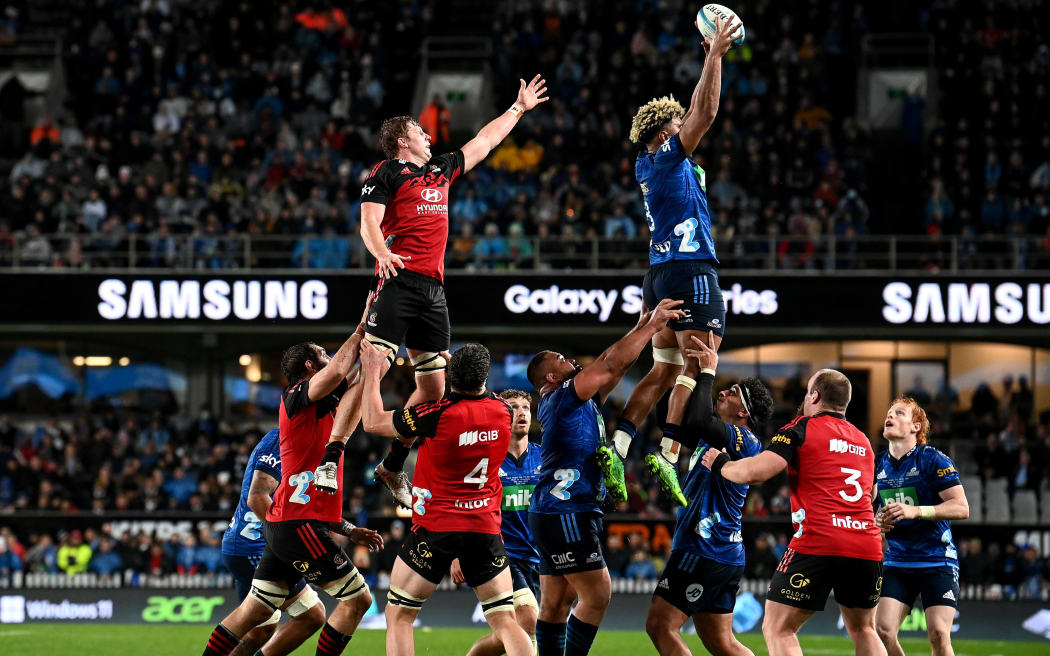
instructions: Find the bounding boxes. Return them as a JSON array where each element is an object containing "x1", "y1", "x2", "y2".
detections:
[
  {"x1": 925, "y1": 449, "x2": 962, "y2": 493},
  {"x1": 436, "y1": 150, "x2": 466, "y2": 183},
  {"x1": 392, "y1": 400, "x2": 445, "y2": 439},
  {"x1": 255, "y1": 452, "x2": 281, "y2": 482},
  {"x1": 282, "y1": 381, "x2": 313, "y2": 418},
  {"x1": 682, "y1": 372, "x2": 730, "y2": 449},
  {"x1": 652, "y1": 134, "x2": 687, "y2": 171},
  {"x1": 360, "y1": 160, "x2": 394, "y2": 204},
  {"x1": 727, "y1": 425, "x2": 762, "y2": 459},
  {"x1": 767, "y1": 419, "x2": 805, "y2": 465}
]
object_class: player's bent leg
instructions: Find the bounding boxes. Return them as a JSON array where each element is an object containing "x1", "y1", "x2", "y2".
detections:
[
  {"x1": 537, "y1": 574, "x2": 574, "y2": 656},
  {"x1": 692, "y1": 612, "x2": 753, "y2": 656},
  {"x1": 474, "y1": 567, "x2": 534, "y2": 656},
  {"x1": 315, "y1": 567, "x2": 372, "y2": 656},
  {"x1": 561, "y1": 567, "x2": 611, "y2": 655},
  {"x1": 924, "y1": 605, "x2": 956, "y2": 656},
  {"x1": 839, "y1": 605, "x2": 887, "y2": 656},
  {"x1": 645, "y1": 594, "x2": 691, "y2": 656},
  {"x1": 405, "y1": 347, "x2": 446, "y2": 406},
  {"x1": 385, "y1": 557, "x2": 438, "y2": 656},
  {"x1": 229, "y1": 621, "x2": 276, "y2": 656},
  {"x1": 874, "y1": 597, "x2": 910, "y2": 656},
  {"x1": 612, "y1": 325, "x2": 682, "y2": 446},
  {"x1": 202, "y1": 581, "x2": 287, "y2": 656},
  {"x1": 256, "y1": 588, "x2": 326, "y2": 656},
  {"x1": 761, "y1": 599, "x2": 813, "y2": 656}
]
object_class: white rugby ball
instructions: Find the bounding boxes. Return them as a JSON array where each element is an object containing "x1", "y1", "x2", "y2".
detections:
[{"x1": 697, "y1": 4, "x2": 746, "y2": 48}]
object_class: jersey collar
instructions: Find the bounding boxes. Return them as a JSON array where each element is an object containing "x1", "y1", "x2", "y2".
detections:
[
  {"x1": 814, "y1": 411, "x2": 846, "y2": 419},
  {"x1": 889, "y1": 445, "x2": 918, "y2": 467},
  {"x1": 449, "y1": 390, "x2": 488, "y2": 401},
  {"x1": 506, "y1": 443, "x2": 530, "y2": 467}
]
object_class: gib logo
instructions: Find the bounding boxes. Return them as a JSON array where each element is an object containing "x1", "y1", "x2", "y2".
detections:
[
  {"x1": 882, "y1": 281, "x2": 1050, "y2": 324},
  {"x1": 141, "y1": 595, "x2": 226, "y2": 623},
  {"x1": 97, "y1": 279, "x2": 328, "y2": 321}
]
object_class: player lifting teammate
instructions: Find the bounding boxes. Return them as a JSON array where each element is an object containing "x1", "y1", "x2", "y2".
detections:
[
  {"x1": 357, "y1": 75, "x2": 548, "y2": 509},
  {"x1": 526, "y1": 298, "x2": 684, "y2": 656},
  {"x1": 358, "y1": 342, "x2": 533, "y2": 656},
  {"x1": 600, "y1": 16, "x2": 743, "y2": 508},
  {"x1": 646, "y1": 333, "x2": 773, "y2": 656},
  {"x1": 202, "y1": 322, "x2": 384, "y2": 656},
  {"x1": 874, "y1": 398, "x2": 969, "y2": 656},
  {"x1": 701, "y1": 369, "x2": 886, "y2": 656}
]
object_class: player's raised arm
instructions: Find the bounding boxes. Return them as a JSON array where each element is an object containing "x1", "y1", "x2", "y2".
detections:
[
  {"x1": 460, "y1": 74, "x2": 548, "y2": 172},
  {"x1": 678, "y1": 16, "x2": 741, "y2": 155},
  {"x1": 306, "y1": 323, "x2": 366, "y2": 403},
  {"x1": 572, "y1": 299, "x2": 684, "y2": 404}
]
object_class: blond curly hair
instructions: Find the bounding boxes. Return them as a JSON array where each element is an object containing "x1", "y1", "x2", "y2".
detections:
[{"x1": 629, "y1": 95, "x2": 686, "y2": 144}]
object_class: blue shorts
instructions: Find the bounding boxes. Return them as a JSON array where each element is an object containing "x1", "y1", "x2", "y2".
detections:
[
  {"x1": 509, "y1": 557, "x2": 540, "y2": 596},
  {"x1": 653, "y1": 550, "x2": 743, "y2": 615},
  {"x1": 643, "y1": 260, "x2": 725, "y2": 336},
  {"x1": 882, "y1": 565, "x2": 959, "y2": 610},
  {"x1": 223, "y1": 553, "x2": 306, "y2": 602},
  {"x1": 528, "y1": 512, "x2": 605, "y2": 575}
]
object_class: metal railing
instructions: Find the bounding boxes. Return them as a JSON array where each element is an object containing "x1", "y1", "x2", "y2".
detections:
[{"x1": 1, "y1": 233, "x2": 1047, "y2": 272}]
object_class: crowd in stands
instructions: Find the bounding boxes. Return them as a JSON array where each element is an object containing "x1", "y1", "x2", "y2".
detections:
[{"x1": 2, "y1": 1, "x2": 1047, "y2": 271}]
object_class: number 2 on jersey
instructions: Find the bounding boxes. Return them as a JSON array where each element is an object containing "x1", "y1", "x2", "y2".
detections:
[
  {"x1": 239, "y1": 511, "x2": 262, "y2": 540},
  {"x1": 674, "y1": 218, "x2": 700, "y2": 252},
  {"x1": 550, "y1": 468, "x2": 580, "y2": 501},
  {"x1": 289, "y1": 471, "x2": 313, "y2": 505},
  {"x1": 839, "y1": 467, "x2": 863, "y2": 502}
]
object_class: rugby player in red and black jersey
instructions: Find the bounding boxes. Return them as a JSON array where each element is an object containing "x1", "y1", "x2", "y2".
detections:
[
  {"x1": 359, "y1": 75, "x2": 548, "y2": 510},
  {"x1": 700, "y1": 368, "x2": 885, "y2": 656},
  {"x1": 358, "y1": 341, "x2": 534, "y2": 656},
  {"x1": 201, "y1": 317, "x2": 385, "y2": 656}
]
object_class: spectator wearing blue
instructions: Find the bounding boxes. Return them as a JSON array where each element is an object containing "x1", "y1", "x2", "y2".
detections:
[
  {"x1": 24, "y1": 534, "x2": 58, "y2": 573},
  {"x1": 163, "y1": 467, "x2": 198, "y2": 506},
  {"x1": 0, "y1": 536, "x2": 23, "y2": 581},
  {"x1": 604, "y1": 201, "x2": 637, "y2": 238},
  {"x1": 137, "y1": 418, "x2": 171, "y2": 450},
  {"x1": 175, "y1": 534, "x2": 198, "y2": 574},
  {"x1": 473, "y1": 222, "x2": 508, "y2": 268},
  {"x1": 980, "y1": 190, "x2": 1007, "y2": 233},
  {"x1": 925, "y1": 181, "x2": 955, "y2": 226},
  {"x1": 624, "y1": 549, "x2": 658, "y2": 580},
  {"x1": 293, "y1": 227, "x2": 348, "y2": 268},
  {"x1": 450, "y1": 187, "x2": 490, "y2": 230},
  {"x1": 88, "y1": 537, "x2": 123, "y2": 576},
  {"x1": 194, "y1": 534, "x2": 224, "y2": 573}
]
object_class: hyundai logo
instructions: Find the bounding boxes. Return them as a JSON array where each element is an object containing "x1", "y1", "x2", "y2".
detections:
[{"x1": 421, "y1": 188, "x2": 443, "y2": 202}]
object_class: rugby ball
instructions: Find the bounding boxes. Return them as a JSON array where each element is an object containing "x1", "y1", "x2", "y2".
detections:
[{"x1": 697, "y1": 4, "x2": 746, "y2": 48}]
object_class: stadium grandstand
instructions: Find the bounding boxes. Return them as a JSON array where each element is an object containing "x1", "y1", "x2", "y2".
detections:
[{"x1": 1, "y1": 0, "x2": 1049, "y2": 654}]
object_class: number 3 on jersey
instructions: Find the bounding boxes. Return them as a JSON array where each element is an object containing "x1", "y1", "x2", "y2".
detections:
[
  {"x1": 839, "y1": 467, "x2": 863, "y2": 502},
  {"x1": 550, "y1": 468, "x2": 580, "y2": 501}
]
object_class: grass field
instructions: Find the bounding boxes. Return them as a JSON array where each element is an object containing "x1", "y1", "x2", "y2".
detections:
[{"x1": 0, "y1": 624, "x2": 1045, "y2": 655}]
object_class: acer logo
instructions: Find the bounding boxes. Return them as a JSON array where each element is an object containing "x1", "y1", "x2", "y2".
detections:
[
  {"x1": 421, "y1": 188, "x2": 443, "y2": 202},
  {"x1": 459, "y1": 430, "x2": 499, "y2": 446},
  {"x1": 829, "y1": 439, "x2": 866, "y2": 456}
]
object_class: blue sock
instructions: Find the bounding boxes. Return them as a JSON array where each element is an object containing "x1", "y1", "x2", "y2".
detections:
[
  {"x1": 536, "y1": 619, "x2": 567, "y2": 656},
  {"x1": 564, "y1": 615, "x2": 599, "y2": 655}
]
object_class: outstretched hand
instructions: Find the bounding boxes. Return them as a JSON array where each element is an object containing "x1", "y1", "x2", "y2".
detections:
[
  {"x1": 698, "y1": 15, "x2": 743, "y2": 59},
  {"x1": 684, "y1": 331, "x2": 719, "y2": 370},
  {"x1": 350, "y1": 527, "x2": 384, "y2": 552},
  {"x1": 646, "y1": 298, "x2": 685, "y2": 329},
  {"x1": 516, "y1": 74, "x2": 549, "y2": 111},
  {"x1": 359, "y1": 340, "x2": 391, "y2": 373}
]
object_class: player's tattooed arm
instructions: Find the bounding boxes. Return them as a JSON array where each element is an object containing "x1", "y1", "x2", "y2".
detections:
[
  {"x1": 574, "y1": 298, "x2": 685, "y2": 404},
  {"x1": 307, "y1": 332, "x2": 365, "y2": 404},
  {"x1": 461, "y1": 74, "x2": 548, "y2": 172},
  {"x1": 246, "y1": 470, "x2": 279, "y2": 521},
  {"x1": 679, "y1": 16, "x2": 742, "y2": 155}
]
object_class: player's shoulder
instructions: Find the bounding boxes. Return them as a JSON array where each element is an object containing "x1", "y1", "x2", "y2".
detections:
[
  {"x1": 875, "y1": 449, "x2": 889, "y2": 465},
  {"x1": 917, "y1": 444, "x2": 955, "y2": 467},
  {"x1": 729, "y1": 423, "x2": 762, "y2": 454},
  {"x1": 259, "y1": 428, "x2": 280, "y2": 450}
]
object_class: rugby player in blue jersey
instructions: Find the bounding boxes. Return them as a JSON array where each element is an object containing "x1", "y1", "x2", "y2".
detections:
[
  {"x1": 646, "y1": 333, "x2": 773, "y2": 656},
  {"x1": 220, "y1": 429, "x2": 317, "y2": 655},
  {"x1": 873, "y1": 398, "x2": 969, "y2": 656},
  {"x1": 526, "y1": 298, "x2": 684, "y2": 656},
  {"x1": 450, "y1": 389, "x2": 560, "y2": 655},
  {"x1": 599, "y1": 16, "x2": 743, "y2": 508}
]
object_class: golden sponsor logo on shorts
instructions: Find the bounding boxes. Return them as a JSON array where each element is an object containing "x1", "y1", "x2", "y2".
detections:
[
  {"x1": 491, "y1": 555, "x2": 507, "y2": 568},
  {"x1": 789, "y1": 573, "x2": 810, "y2": 589},
  {"x1": 293, "y1": 560, "x2": 310, "y2": 573},
  {"x1": 779, "y1": 589, "x2": 811, "y2": 601},
  {"x1": 875, "y1": 576, "x2": 883, "y2": 592},
  {"x1": 771, "y1": 433, "x2": 791, "y2": 445},
  {"x1": 416, "y1": 541, "x2": 432, "y2": 559}
]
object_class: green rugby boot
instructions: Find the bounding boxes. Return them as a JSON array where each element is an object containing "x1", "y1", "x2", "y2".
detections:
[
  {"x1": 596, "y1": 445, "x2": 628, "y2": 503},
  {"x1": 645, "y1": 452, "x2": 689, "y2": 507}
]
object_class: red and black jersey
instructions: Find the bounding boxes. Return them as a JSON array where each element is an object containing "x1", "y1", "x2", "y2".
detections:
[
  {"x1": 392, "y1": 391, "x2": 513, "y2": 534},
  {"x1": 268, "y1": 377, "x2": 348, "y2": 524},
  {"x1": 767, "y1": 412, "x2": 882, "y2": 561},
  {"x1": 359, "y1": 151, "x2": 466, "y2": 282}
]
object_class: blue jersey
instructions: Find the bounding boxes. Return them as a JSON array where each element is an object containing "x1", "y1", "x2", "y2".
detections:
[
  {"x1": 222, "y1": 429, "x2": 282, "y2": 557},
  {"x1": 672, "y1": 423, "x2": 761, "y2": 566},
  {"x1": 500, "y1": 442, "x2": 544, "y2": 566},
  {"x1": 530, "y1": 379, "x2": 607, "y2": 515},
  {"x1": 875, "y1": 445, "x2": 961, "y2": 568},
  {"x1": 636, "y1": 134, "x2": 717, "y2": 266}
]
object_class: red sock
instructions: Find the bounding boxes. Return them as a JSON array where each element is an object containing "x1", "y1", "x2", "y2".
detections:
[
  {"x1": 315, "y1": 622, "x2": 352, "y2": 656},
  {"x1": 202, "y1": 624, "x2": 239, "y2": 656}
]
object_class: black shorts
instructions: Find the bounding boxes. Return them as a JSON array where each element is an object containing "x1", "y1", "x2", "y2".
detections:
[
  {"x1": 653, "y1": 550, "x2": 743, "y2": 615},
  {"x1": 882, "y1": 565, "x2": 959, "y2": 610},
  {"x1": 766, "y1": 548, "x2": 883, "y2": 611},
  {"x1": 401, "y1": 524, "x2": 508, "y2": 588},
  {"x1": 528, "y1": 511, "x2": 606, "y2": 575},
  {"x1": 367, "y1": 270, "x2": 450, "y2": 352},
  {"x1": 509, "y1": 557, "x2": 540, "y2": 597},
  {"x1": 255, "y1": 519, "x2": 356, "y2": 589},
  {"x1": 642, "y1": 260, "x2": 725, "y2": 336},
  {"x1": 224, "y1": 553, "x2": 306, "y2": 602}
]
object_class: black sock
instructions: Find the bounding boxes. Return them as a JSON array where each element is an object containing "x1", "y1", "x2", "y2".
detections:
[
  {"x1": 202, "y1": 624, "x2": 239, "y2": 656},
  {"x1": 564, "y1": 614, "x2": 599, "y2": 655},
  {"x1": 536, "y1": 619, "x2": 567, "y2": 656},
  {"x1": 382, "y1": 442, "x2": 410, "y2": 472},
  {"x1": 315, "y1": 622, "x2": 352, "y2": 656}
]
